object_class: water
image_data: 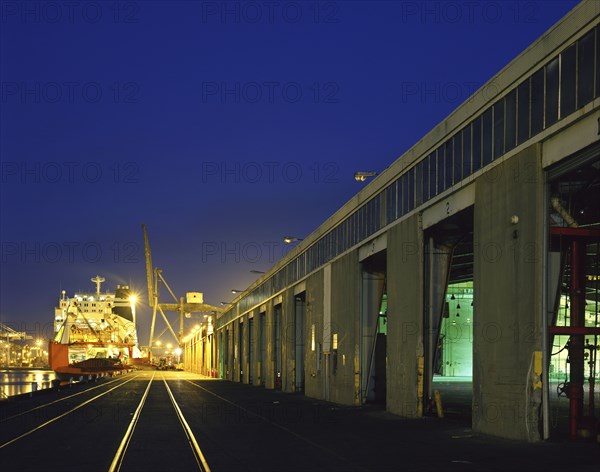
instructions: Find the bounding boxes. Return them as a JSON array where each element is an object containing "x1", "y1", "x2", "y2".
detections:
[{"x1": 0, "y1": 369, "x2": 56, "y2": 398}]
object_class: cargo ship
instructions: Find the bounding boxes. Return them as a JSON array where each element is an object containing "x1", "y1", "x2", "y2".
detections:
[{"x1": 48, "y1": 276, "x2": 142, "y2": 381}]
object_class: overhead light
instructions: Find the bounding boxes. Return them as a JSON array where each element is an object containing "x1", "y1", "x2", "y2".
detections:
[
  {"x1": 250, "y1": 270, "x2": 265, "y2": 274},
  {"x1": 220, "y1": 302, "x2": 230, "y2": 306},
  {"x1": 283, "y1": 236, "x2": 303, "y2": 244},
  {"x1": 231, "y1": 289, "x2": 243, "y2": 294},
  {"x1": 450, "y1": 294, "x2": 456, "y2": 300},
  {"x1": 456, "y1": 303, "x2": 461, "y2": 309},
  {"x1": 354, "y1": 171, "x2": 377, "y2": 182}
]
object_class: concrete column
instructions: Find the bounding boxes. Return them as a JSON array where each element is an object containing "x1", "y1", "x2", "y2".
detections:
[
  {"x1": 330, "y1": 250, "x2": 360, "y2": 406},
  {"x1": 273, "y1": 302, "x2": 283, "y2": 390},
  {"x1": 305, "y1": 270, "x2": 324, "y2": 399},
  {"x1": 252, "y1": 312, "x2": 261, "y2": 386},
  {"x1": 387, "y1": 214, "x2": 424, "y2": 417},
  {"x1": 281, "y1": 289, "x2": 295, "y2": 392},
  {"x1": 191, "y1": 340, "x2": 195, "y2": 372},
  {"x1": 323, "y1": 264, "x2": 332, "y2": 402},
  {"x1": 473, "y1": 145, "x2": 543, "y2": 441},
  {"x1": 191, "y1": 335, "x2": 198, "y2": 373},
  {"x1": 226, "y1": 326, "x2": 233, "y2": 381},
  {"x1": 265, "y1": 302, "x2": 275, "y2": 389},
  {"x1": 242, "y1": 315, "x2": 249, "y2": 384},
  {"x1": 234, "y1": 320, "x2": 241, "y2": 382},
  {"x1": 184, "y1": 342, "x2": 190, "y2": 372}
]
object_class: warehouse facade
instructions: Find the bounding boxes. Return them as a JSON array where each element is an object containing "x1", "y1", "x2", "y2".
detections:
[{"x1": 186, "y1": 1, "x2": 600, "y2": 441}]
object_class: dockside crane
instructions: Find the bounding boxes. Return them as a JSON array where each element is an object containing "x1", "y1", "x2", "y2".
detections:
[{"x1": 141, "y1": 224, "x2": 222, "y2": 360}]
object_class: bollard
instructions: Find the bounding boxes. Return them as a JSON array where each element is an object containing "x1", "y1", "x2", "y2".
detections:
[{"x1": 434, "y1": 389, "x2": 444, "y2": 418}]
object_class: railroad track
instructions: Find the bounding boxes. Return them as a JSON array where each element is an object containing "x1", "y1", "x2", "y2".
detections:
[
  {"x1": 108, "y1": 373, "x2": 210, "y2": 472},
  {"x1": 0, "y1": 372, "x2": 212, "y2": 472},
  {"x1": 0, "y1": 372, "x2": 368, "y2": 472}
]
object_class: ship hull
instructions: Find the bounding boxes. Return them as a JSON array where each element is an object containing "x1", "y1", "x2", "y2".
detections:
[{"x1": 49, "y1": 341, "x2": 136, "y2": 380}]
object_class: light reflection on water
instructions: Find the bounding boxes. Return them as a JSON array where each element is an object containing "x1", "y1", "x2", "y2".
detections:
[{"x1": 0, "y1": 370, "x2": 56, "y2": 398}]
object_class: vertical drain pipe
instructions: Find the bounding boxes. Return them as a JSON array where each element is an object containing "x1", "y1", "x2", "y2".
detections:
[{"x1": 427, "y1": 237, "x2": 435, "y2": 408}]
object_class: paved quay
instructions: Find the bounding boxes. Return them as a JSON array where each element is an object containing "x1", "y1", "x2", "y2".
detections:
[{"x1": 0, "y1": 371, "x2": 598, "y2": 471}]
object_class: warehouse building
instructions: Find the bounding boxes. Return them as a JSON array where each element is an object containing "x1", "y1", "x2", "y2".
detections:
[{"x1": 187, "y1": 1, "x2": 600, "y2": 441}]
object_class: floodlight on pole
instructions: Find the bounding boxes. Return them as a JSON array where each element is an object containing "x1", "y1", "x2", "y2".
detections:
[{"x1": 354, "y1": 171, "x2": 378, "y2": 182}]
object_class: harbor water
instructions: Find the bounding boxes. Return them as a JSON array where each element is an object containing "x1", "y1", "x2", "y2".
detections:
[{"x1": 0, "y1": 369, "x2": 56, "y2": 399}]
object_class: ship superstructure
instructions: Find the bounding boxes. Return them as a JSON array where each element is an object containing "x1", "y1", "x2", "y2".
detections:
[{"x1": 49, "y1": 276, "x2": 141, "y2": 370}]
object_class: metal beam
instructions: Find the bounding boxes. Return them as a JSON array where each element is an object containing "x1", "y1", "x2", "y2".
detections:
[
  {"x1": 549, "y1": 326, "x2": 600, "y2": 335},
  {"x1": 157, "y1": 305, "x2": 179, "y2": 341},
  {"x1": 142, "y1": 224, "x2": 155, "y2": 305},
  {"x1": 159, "y1": 303, "x2": 222, "y2": 313}
]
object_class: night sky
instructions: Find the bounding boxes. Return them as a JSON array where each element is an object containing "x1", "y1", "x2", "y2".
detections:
[{"x1": 0, "y1": 0, "x2": 580, "y2": 345}]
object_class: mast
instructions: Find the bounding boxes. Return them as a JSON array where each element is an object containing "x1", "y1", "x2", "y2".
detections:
[{"x1": 91, "y1": 275, "x2": 105, "y2": 296}]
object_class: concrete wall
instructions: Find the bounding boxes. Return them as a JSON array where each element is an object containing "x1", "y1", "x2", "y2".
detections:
[
  {"x1": 387, "y1": 214, "x2": 424, "y2": 417},
  {"x1": 472, "y1": 145, "x2": 543, "y2": 441}
]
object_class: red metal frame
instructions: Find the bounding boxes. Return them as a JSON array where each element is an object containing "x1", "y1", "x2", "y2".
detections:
[
  {"x1": 550, "y1": 227, "x2": 600, "y2": 439},
  {"x1": 549, "y1": 227, "x2": 600, "y2": 239},
  {"x1": 550, "y1": 326, "x2": 600, "y2": 335}
]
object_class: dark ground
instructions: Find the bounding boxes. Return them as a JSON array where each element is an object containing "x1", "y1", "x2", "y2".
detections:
[{"x1": 0, "y1": 372, "x2": 598, "y2": 472}]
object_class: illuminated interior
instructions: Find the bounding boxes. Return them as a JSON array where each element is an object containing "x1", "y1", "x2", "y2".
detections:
[{"x1": 437, "y1": 282, "x2": 474, "y2": 378}]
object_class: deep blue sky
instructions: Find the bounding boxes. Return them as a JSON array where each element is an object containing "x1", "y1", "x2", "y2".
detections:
[{"x1": 0, "y1": 0, "x2": 580, "y2": 345}]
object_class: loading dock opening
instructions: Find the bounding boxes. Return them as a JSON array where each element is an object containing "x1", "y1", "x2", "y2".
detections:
[
  {"x1": 361, "y1": 251, "x2": 387, "y2": 405},
  {"x1": 424, "y1": 207, "x2": 474, "y2": 423}
]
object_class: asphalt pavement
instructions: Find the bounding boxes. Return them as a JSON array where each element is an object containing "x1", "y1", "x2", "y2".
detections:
[{"x1": 0, "y1": 371, "x2": 598, "y2": 471}]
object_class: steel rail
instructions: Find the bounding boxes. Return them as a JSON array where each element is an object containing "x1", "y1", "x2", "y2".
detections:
[
  {"x1": 0, "y1": 374, "x2": 142, "y2": 449},
  {"x1": 163, "y1": 375, "x2": 211, "y2": 472},
  {"x1": 0, "y1": 374, "x2": 132, "y2": 423},
  {"x1": 108, "y1": 372, "x2": 155, "y2": 472}
]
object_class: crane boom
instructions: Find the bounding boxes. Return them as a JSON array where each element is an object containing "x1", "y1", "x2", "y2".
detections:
[
  {"x1": 142, "y1": 224, "x2": 154, "y2": 305},
  {"x1": 140, "y1": 223, "x2": 222, "y2": 353}
]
